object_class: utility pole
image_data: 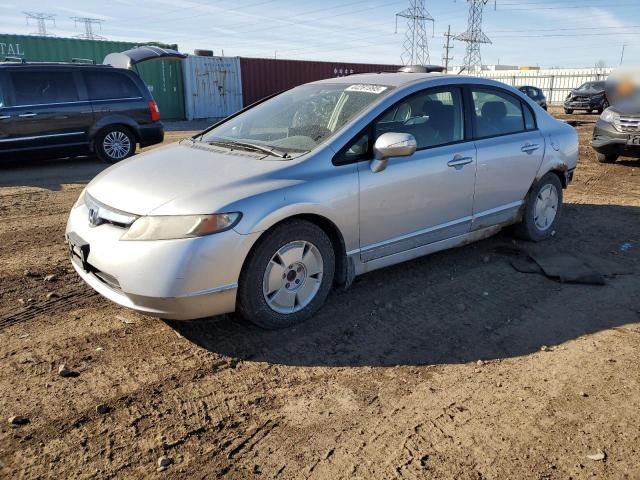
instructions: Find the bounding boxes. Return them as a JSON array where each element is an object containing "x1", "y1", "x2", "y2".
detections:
[
  {"x1": 442, "y1": 25, "x2": 454, "y2": 72},
  {"x1": 23, "y1": 11, "x2": 56, "y2": 37},
  {"x1": 71, "y1": 17, "x2": 106, "y2": 40},
  {"x1": 395, "y1": 0, "x2": 435, "y2": 66},
  {"x1": 620, "y1": 43, "x2": 627, "y2": 66},
  {"x1": 454, "y1": 0, "x2": 492, "y2": 72}
]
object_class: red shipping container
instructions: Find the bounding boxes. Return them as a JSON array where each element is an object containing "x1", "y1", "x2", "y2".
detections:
[{"x1": 239, "y1": 57, "x2": 402, "y2": 106}]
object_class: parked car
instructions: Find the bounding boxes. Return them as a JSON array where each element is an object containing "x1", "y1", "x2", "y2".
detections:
[
  {"x1": 592, "y1": 100, "x2": 640, "y2": 163},
  {"x1": 518, "y1": 86, "x2": 547, "y2": 110},
  {"x1": 66, "y1": 73, "x2": 578, "y2": 329},
  {"x1": 0, "y1": 47, "x2": 184, "y2": 164},
  {"x1": 563, "y1": 81, "x2": 609, "y2": 114}
]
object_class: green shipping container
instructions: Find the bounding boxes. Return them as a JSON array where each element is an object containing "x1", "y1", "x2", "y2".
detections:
[{"x1": 0, "y1": 33, "x2": 185, "y2": 120}]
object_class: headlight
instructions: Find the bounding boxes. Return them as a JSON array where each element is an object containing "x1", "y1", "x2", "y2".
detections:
[
  {"x1": 600, "y1": 107, "x2": 618, "y2": 124},
  {"x1": 121, "y1": 213, "x2": 241, "y2": 241},
  {"x1": 73, "y1": 189, "x2": 86, "y2": 209}
]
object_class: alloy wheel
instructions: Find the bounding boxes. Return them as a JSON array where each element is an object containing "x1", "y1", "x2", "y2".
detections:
[
  {"x1": 262, "y1": 240, "x2": 323, "y2": 314},
  {"x1": 533, "y1": 184, "x2": 559, "y2": 231},
  {"x1": 103, "y1": 131, "x2": 131, "y2": 160}
]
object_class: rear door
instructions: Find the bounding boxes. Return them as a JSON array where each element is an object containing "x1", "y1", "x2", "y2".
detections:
[
  {"x1": 469, "y1": 86, "x2": 544, "y2": 228},
  {"x1": 3, "y1": 68, "x2": 92, "y2": 153}
]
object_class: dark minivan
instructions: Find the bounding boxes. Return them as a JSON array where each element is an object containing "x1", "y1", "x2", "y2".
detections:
[{"x1": 0, "y1": 48, "x2": 185, "y2": 163}]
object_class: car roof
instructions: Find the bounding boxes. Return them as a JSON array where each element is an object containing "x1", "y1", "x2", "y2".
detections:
[
  {"x1": 0, "y1": 61, "x2": 113, "y2": 69},
  {"x1": 312, "y1": 72, "x2": 467, "y2": 88}
]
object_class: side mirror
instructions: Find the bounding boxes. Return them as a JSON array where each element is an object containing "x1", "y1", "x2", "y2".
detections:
[{"x1": 370, "y1": 132, "x2": 417, "y2": 173}]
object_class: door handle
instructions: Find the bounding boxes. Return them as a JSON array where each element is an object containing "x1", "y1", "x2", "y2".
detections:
[
  {"x1": 18, "y1": 113, "x2": 37, "y2": 118},
  {"x1": 0, "y1": 115, "x2": 10, "y2": 120},
  {"x1": 447, "y1": 155, "x2": 473, "y2": 168},
  {"x1": 521, "y1": 143, "x2": 540, "y2": 154}
]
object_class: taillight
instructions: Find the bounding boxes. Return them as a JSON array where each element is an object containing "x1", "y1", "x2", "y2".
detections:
[{"x1": 149, "y1": 100, "x2": 160, "y2": 122}]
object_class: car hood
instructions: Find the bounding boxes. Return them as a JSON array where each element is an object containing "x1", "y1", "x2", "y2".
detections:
[
  {"x1": 610, "y1": 99, "x2": 640, "y2": 116},
  {"x1": 86, "y1": 141, "x2": 302, "y2": 216},
  {"x1": 570, "y1": 89, "x2": 605, "y2": 97}
]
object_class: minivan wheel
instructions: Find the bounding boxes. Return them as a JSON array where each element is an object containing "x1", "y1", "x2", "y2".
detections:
[
  {"x1": 596, "y1": 152, "x2": 618, "y2": 163},
  {"x1": 513, "y1": 173, "x2": 563, "y2": 242},
  {"x1": 96, "y1": 127, "x2": 136, "y2": 164},
  {"x1": 237, "y1": 220, "x2": 335, "y2": 329}
]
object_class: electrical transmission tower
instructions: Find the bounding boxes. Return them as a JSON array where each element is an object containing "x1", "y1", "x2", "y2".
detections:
[
  {"x1": 395, "y1": 0, "x2": 434, "y2": 66},
  {"x1": 442, "y1": 25, "x2": 454, "y2": 73},
  {"x1": 23, "y1": 12, "x2": 56, "y2": 37},
  {"x1": 71, "y1": 17, "x2": 106, "y2": 40},
  {"x1": 454, "y1": 0, "x2": 492, "y2": 72}
]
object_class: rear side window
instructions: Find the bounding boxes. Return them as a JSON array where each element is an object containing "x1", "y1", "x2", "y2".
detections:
[
  {"x1": 84, "y1": 71, "x2": 141, "y2": 100},
  {"x1": 471, "y1": 89, "x2": 527, "y2": 138},
  {"x1": 10, "y1": 71, "x2": 79, "y2": 106}
]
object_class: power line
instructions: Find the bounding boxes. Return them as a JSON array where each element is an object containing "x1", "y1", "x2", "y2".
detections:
[
  {"x1": 71, "y1": 17, "x2": 106, "y2": 40},
  {"x1": 23, "y1": 11, "x2": 56, "y2": 37}
]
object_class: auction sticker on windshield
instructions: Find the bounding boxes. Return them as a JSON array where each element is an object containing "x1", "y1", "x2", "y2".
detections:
[{"x1": 345, "y1": 84, "x2": 389, "y2": 94}]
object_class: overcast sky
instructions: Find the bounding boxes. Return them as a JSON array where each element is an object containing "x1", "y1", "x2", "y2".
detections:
[{"x1": 1, "y1": 0, "x2": 639, "y2": 68}]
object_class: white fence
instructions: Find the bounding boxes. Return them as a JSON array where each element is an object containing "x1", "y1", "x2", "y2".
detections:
[{"x1": 463, "y1": 68, "x2": 613, "y2": 104}]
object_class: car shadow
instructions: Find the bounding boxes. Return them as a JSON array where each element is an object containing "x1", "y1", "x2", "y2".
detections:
[
  {"x1": 0, "y1": 155, "x2": 107, "y2": 191},
  {"x1": 167, "y1": 203, "x2": 640, "y2": 367}
]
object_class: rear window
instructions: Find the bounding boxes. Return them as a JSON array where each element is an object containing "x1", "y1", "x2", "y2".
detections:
[
  {"x1": 10, "y1": 71, "x2": 79, "y2": 106},
  {"x1": 84, "y1": 71, "x2": 141, "y2": 100}
]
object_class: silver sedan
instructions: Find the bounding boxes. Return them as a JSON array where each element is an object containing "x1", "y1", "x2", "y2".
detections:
[{"x1": 66, "y1": 72, "x2": 578, "y2": 328}]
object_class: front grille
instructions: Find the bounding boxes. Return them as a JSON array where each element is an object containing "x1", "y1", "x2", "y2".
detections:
[
  {"x1": 572, "y1": 95, "x2": 590, "y2": 102},
  {"x1": 615, "y1": 115, "x2": 640, "y2": 132}
]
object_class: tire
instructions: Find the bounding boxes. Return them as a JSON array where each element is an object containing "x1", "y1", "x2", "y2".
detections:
[
  {"x1": 597, "y1": 100, "x2": 609, "y2": 114},
  {"x1": 596, "y1": 152, "x2": 618, "y2": 163},
  {"x1": 564, "y1": 108, "x2": 573, "y2": 114},
  {"x1": 95, "y1": 126, "x2": 136, "y2": 164},
  {"x1": 513, "y1": 173, "x2": 563, "y2": 242},
  {"x1": 237, "y1": 220, "x2": 335, "y2": 329}
]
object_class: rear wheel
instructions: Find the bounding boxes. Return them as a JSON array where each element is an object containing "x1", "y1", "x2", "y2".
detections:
[
  {"x1": 96, "y1": 126, "x2": 136, "y2": 164},
  {"x1": 513, "y1": 173, "x2": 563, "y2": 242},
  {"x1": 237, "y1": 220, "x2": 335, "y2": 329},
  {"x1": 564, "y1": 108, "x2": 573, "y2": 114},
  {"x1": 596, "y1": 152, "x2": 618, "y2": 163}
]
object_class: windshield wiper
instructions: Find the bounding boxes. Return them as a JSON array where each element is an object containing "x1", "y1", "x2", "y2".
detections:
[{"x1": 206, "y1": 139, "x2": 289, "y2": 158}]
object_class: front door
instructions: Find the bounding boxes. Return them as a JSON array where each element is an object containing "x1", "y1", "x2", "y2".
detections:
[
  {"x1": 469, "y1": 87, "x2": 544, "y2": 228},
  {"x1": 3, "y1": 69, "x2": 91, "y2": 153},
  {"x1": 357, "y1": 87, "x2": 477, "y2": 262}
]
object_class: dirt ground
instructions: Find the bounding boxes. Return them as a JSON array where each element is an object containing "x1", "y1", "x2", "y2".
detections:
[{"x1": 1, "y1": 110, "x2": 639, "y2": 479}]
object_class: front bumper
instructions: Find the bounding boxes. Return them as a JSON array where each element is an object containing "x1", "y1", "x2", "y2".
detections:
[
  {"x1": 564, "y1": 96, "x2": 605, "y2": 111},
  {"x1": 66, "y1": 203, "x2": 260, "y2": 320},
  {"x1": 592, "y1": 120, "x2": 640, "y2": 157}
]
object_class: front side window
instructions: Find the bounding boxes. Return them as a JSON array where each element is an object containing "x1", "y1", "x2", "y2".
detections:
[
  {"x1": 201, "y1": 82, "x2": 394, "y2": 157},
  {"x1": 84, "y1": 71, "x2": 141, "y2": 100},
  {"x1": 375, "y1": 88, "x2": 464, "y2": 149},
  {"x1": 10, "y1": 71, "x2": 78, "y2": 106},
  {"x1": 471, "y1": 89, "x2": 527, "y2": 138},
  {"x1": 336, "y1": 87, "x2": 465, "y2": 164}
]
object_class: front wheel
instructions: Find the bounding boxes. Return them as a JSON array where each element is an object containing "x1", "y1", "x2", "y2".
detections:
[
  {"x1": 96, "y1": 126, "x2": 136, "y2": 164},
  {"x1": 237, "y1": 220, "x2": 335, "y2": 329},
  {"x1": 513, "y1": 173, "x2": 563, "y2": 242}
]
